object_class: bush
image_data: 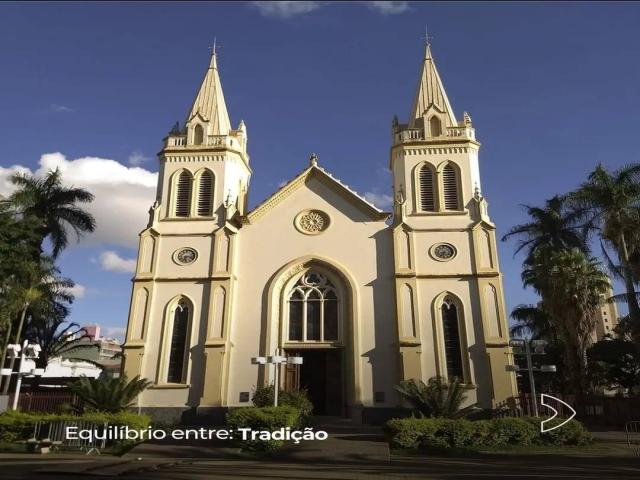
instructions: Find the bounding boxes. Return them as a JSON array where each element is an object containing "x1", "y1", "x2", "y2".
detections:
[
  {"x1": 226, "y1": 406, "x2": 300, "y2": 451},
  {"x1": 0, "y1": 410, "x2": 151, "y2": 444},
  {"x1": 251, "y1": 385, "x2": 313, "y2": 425},
  {"x1": 384, "y1": 416, "x2": 591, "y2": 451},
  {"x1": 523, "y1": 416, "x2": 592, "y2": 446},
  {"x1": 489, "y1": 418, "x2": 537, "y2": 446}
]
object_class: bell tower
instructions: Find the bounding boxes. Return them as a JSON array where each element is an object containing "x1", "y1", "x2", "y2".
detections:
[
  {"x1": 390, "y1": 42, "x2": 517, "y2": 408},
  {"x1": 122, "y1": 50, "x2": 248, "y2": 413}
]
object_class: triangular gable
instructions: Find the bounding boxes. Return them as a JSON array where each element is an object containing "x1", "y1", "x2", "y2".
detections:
[{"x1": 245, "y1": 164, "x2": 390, "y2": 224}]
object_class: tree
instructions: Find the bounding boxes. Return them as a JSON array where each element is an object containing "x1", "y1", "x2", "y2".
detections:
[
  {"x1": 5, "y1": 168, "x2": 95, "y2": 258},
  {"x1": 0, "y1": 257, "x2": 74, "y2": 393},
  {"x1": 68, "y1": 375, "x2": 152, "y2": 413},
  {"x1": 394, "y1": 376, "x2": 479, "y2": 418},
  {"x1": 24, "y1": 316, "x2": 98, "y2": 370},
  {"x1": 523, "y1": 248, "x2": 610, "y2": 394},
  {"x1": 569, "y1": 163, "x2": 640, "y2": 336},
  {"x1": 510, "y1": 303, "x2": 556, "y2": 341},
  {"x1": 502, "y1": 195, "x2": 588, "y2": 265},
  {"x1": 588, "y1": 339, "x2": 640, "y2": 394}
]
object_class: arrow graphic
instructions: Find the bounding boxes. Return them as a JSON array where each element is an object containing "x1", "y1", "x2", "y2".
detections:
[{"x1": 540, "y1": 394, "x2": 576, "y2": 433}]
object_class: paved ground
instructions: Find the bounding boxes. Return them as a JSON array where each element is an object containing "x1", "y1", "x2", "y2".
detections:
[{"x1": 0, "y1": 419, "x2": 637, "y2": 479}]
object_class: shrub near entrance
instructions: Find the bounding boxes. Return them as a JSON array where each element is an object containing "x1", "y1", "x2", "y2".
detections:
[
  {"x1": 384, "y1": 417, "x2": 591, "y2": 450},
  {"x1": 225, "y1": 406, "x2": 301, "y2": 451}
]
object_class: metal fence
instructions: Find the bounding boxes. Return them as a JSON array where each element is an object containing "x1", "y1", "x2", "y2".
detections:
[
  {"x1": 496, "y1": 393, "x2": 640, "y2": 426},
  {"x1": 17, "y1": 391, "x2": 83, "y2": 413}
]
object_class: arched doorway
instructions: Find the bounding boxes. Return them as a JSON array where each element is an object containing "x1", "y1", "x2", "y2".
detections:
[{"x1": 282, "y1": 270, "x2": 343, "y2": 415}]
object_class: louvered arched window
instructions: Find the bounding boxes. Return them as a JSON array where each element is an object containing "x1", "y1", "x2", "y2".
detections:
[
  {"x1": 441, "y1": 297, "x2": 464, "y2": 379},
  {"x1": 197, "y1": 170, "x2": 214, "y2": 216},
  {"x1": 442, "y1": 164, "x2": 460, "y2": 210},
  {"x1": 419, "y1": 164, "x2": 436, "y2": 212},
  {"x1": 175, "y1": 171, "x2": 192, "y2": 217},
  {"x1": 429, "y1": 116, "x2": 442, "y2": 137}
]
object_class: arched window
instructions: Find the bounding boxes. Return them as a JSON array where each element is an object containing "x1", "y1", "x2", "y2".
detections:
[
  {"x1": 288, "y1": 272, "x2": 339, "y2": 342},
  {"x1": 419, "y1": 164, "x2": 436, "y2": 211},
  {"x1": 167, "y1": 298, "x2": 191, "y2": 383},
  {"x1": 175, "y1": 171, "x2": 192, "y2": 217},
  {"x1": 441, "y1": 297, "x2": 464, "y2": 380},
  {"x1": 442, "y1": 164, "x2": 460, "y2": 210},
  {"x1": 197, "y1": 170, "x2": 214, "y2": 216},
  {"x1": 193, "y1": 124, "x2": 204, "y2": 145},
  {"x1": 429, "y1": 116, "x2": 442, "y2": 137}
]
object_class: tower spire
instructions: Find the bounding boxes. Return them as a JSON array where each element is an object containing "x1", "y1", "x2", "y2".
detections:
[
  {"x1": 186, "y1": 46, "x2": 231, "y2": 136},
  {"x1": 409, "y1": 36, "x2": 456, "y2": 128}
]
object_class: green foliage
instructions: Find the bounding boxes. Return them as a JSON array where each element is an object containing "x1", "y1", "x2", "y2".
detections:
[
  {"x1": 6, "y1": 167, "x2": 96, "y2": 258},
  {"x1": 384, "y1": 417, "x2": 591, "y2": 450},
  {"x1": 251, "y1": 385, "x2": 313, "y2": 424},
  {"x1": 225, "y1": 406, "x2": 300, "y2": 451},
  {"x1": 588, "y1": 338, "x2": 640, "y2": 393},
  {"x1": 0, "y1": 410, "x2": 150, "y2": 443},
  {"x1": 489, "y1": 418, "x2": 537, "y2": 446},
  {"x1": 522, "y1": 416, "x2": 592, "y2": 446},
  {"x1": 68, "y1": 375, "x2": 152, "y2": 413},
  {"x1": 394, "y1": 376, "x2": 478, "y2": 419}
]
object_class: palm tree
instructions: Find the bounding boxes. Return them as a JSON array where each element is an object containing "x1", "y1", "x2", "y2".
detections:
[
  {"x1": 0, "y1": 258, "x2": 73, "y2": 393},
  {"x1": 523, "y1": 248, "x2": 610, "y2": 393},
  {"x1": 69, "y1": 375, "x2": 152, "y2": 413},
  {"x1": 394, "y1": 376, "x2": 479, "y2": 418},
  {"x1": 6, "y1": 168, "x2": 95, "y2": 258},
  {"x1": 510, "y1": 304, "x2": 556, "y2": 342},
  {"x1": 569, "y1": 163, "x2": 640, "y2": 332},
  {"x1": 502, "y1": 195, "x2": 588, "y2": 265},
  {"x1": 24, "y1": 316, "x2": 98, "y2": 370}
]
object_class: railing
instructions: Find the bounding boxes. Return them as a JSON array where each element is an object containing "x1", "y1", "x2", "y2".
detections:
[
  {"x1": 17, "y1": 391, "x2": 83, "y2": 413},
  {"x1": 164, "y1": 134, "x2": 243, "y2": 149},
  {"x1": 394, "y1": 126, "x2": 476, "y2": 144}
]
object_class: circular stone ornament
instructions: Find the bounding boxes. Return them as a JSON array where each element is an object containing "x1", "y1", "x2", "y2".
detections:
[
  {"x1": 295, "y1": 209, "x2": 330, "y2": 235},
  {"x1": 174, "y1": 247, "x2": 198, "y2": 265},
  {"x1": 431, "y1": 243, "x2": 457, "y2": 261}
]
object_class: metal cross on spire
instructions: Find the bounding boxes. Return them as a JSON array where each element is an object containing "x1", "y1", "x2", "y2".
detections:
[
  {"x1": 422, "y1": 25, "x2": 433, "y2": 46},
  {"x1": 209, "y1": 37, "x2": 219, "y2": 55}
]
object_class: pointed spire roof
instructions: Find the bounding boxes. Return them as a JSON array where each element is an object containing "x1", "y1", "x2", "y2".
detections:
[
  {"x1": 186, "y1": 51, "x2": 231, "y2": 135},
  {"x1": 409, "y1": 43, "x2": 456, "y2": 127}
]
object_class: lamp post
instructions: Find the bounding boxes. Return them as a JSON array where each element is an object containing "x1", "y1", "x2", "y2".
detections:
[
  {"x1": 252, "y1": 348, "x2": 303, "y2": 406},
  {"x1": 0, "y1": 341, "x2": 43, "y2": 410},
  {"x1": 506, "y1": 339, "x2": 556, "y2": 417}
]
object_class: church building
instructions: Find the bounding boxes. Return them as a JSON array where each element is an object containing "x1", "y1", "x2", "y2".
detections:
[{"x1": 122, "y1": 43, "x2": 518, "y2": 422}]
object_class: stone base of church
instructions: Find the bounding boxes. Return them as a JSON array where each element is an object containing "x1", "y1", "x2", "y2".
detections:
[
  {"x1": 361, "y1": 407, "x2": 411, "y2": 425},
  {"x1": 137, "y1": 406, "x2": 191, "y2": 425}
]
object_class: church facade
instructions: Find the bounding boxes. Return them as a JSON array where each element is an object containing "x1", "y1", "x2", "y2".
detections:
[{"x1": 122, "y1": 44, "x2": 518, "y2": 422}]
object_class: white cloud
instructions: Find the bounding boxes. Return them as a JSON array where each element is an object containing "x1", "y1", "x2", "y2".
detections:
[
  {"x1": 104, "y1": 326, "x2": 126, "y2": 339},
  {"x1": 277, "y1": 179, "x2": 288, "y2": 188},
  {"x1": 249, "y1": 1, "x2": 410, "y2": 18},
  {"x1": 366, "y1": 1, "x2": 410, "y2": 14},
  {"x1": 364, "y1": 191, "x2": 394, "y2": 210},
  {"x1": 250, "y1": 1, "x2": 324, "y2": 18},
  {"x1": 100, "y1": 251, "x2": 137, "y2": 273},
  {"x1": 66, "y1": 284, "x2": 86, "y2": 299},
  {"x1": 49, "y1": 103, "x2": 73, "y2": 113},
  {"x1": 128, "y1": 150, "x2": 151, "y2": 166},
  {"x1": 0, "y1": 153, "x2": 157, "y2": 248}
]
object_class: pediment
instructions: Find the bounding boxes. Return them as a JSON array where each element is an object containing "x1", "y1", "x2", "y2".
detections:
[{"x1": 245, "y1": 165, "x2": 390, "y2": 224}]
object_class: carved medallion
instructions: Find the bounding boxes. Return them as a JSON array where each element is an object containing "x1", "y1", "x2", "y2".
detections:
[{"x1": 295, "y1": 210, "x2": 330, "y2": 235}]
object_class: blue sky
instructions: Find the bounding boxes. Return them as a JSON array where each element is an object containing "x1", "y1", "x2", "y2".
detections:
[{"x1": 1, "y1": 2, "x2": 639, "y2": 339}]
